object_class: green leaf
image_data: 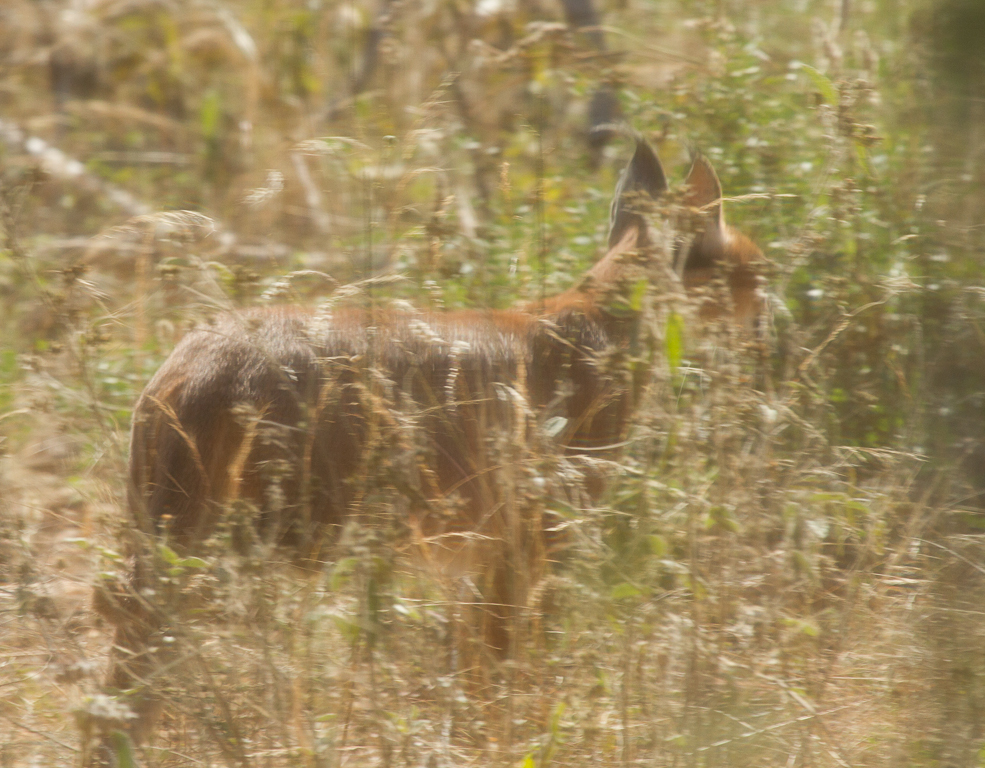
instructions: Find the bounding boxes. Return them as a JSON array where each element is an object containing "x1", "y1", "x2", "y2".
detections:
[
  {"x1": 782, "y1": 616, "x2": 820, "y2": 638},
  {"x1": 333, "y1": 615, "x2": 362, "y2": 644},
  {"x1": 0, "y1": 348, "x2": 16, "y2": 376},
  {"x1": 707, "y1": 505, "x2": 741, "y2": 533},
  {"x1": 392, "y1": 599, "x2": 421, "y2": 621},
  {"x1": 109, "y1": 730, "x2": 140, "y2": 768},
  {"x1": 959, "y1": 513, "x2": 985, "y2": 531},
  {"x1": 610, "y1": 582, "x2": 642, "y2": 600},
  {"x1": 545, "y1": 498, "x2": 579, "y2": 519},
  {"x1": 665, "y1": 311, "x2": 684, "y2": 377},
  {"x1": 549, "y1": 701, "x2": 566, "y2": 733},
  {"x1": 802, "y1": 65, "x2": 837, "y2": 105},
  {"x1": 330, "y1": 557, "x2": 358, "y2": 591},
  {"x1": 629, "y1": 278, "x2": 648, "y2": 313},
  {"x1": 854, "y1": 142, "x2": 872, "y2": 176},
  {"x1": 157, "y1": 545, "x2": 180, "y2": 566},
  {"x1": 646, "y1": 534, "x2": 667, "y2": 556},
  {"x1": 792, "y1": 550, "x2": 814, "y2": 580},
  {"x1": 200, "y1": 90, "x2": 222, "y2": 139}
]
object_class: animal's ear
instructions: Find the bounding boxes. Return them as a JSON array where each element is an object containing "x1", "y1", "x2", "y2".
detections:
[
  {"x1": 607, "y1": 138, "x2": 669, "y2": 248},
  {"x1": 683, "y1": 154, "x2": 725, "y2": 234}
]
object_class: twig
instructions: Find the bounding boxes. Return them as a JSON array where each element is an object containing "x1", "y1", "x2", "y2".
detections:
[{"x1": 0, "y1": 711, "x2": 79, "y2": 753}]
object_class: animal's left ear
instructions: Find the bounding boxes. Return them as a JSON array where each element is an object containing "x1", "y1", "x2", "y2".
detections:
[{"x1": 684, "y1": 154, "x2": 726, "y2": 236}]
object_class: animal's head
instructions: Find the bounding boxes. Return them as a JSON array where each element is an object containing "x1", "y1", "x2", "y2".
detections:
[
  {"x1": 584, "y1": 137, "x2": 765, "y2": 327},
  {"x1": 553, "y1": 136, "x2": 764, "y2": 329}
]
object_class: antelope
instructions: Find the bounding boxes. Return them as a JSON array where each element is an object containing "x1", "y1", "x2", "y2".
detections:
[{"x1": 92, "y1": 136, "x2": 763, "y2": 758}]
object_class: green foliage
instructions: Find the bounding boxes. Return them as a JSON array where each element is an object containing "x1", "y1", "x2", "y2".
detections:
[
  {"x1": 108, "y1": 730, "x2": 140, "y2": 768},
  {"x1": 1, "y1": 0, "x2": 984, "y2": 765}
]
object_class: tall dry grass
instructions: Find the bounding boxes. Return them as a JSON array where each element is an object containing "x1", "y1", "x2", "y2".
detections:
[{"x1": 0, "y1": 0, "x2": 984, "y2": 765}]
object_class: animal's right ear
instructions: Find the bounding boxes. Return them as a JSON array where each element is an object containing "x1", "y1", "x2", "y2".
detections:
[
  {"x1": 607, "y1": 138, "x2": 669, "y2": 248},
  {"x1": 683, "y1": 154, "x2": 725, "y2": 236}
]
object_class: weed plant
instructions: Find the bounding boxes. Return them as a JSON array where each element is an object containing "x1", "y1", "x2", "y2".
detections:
[{"x1": 1, "y1": 0, "x2": 984, "y2": 765}]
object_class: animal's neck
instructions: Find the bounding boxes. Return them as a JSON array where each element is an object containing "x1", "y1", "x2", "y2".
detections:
[{"x1": 535, "y1": 225, "x2": 644, "y2": 320}]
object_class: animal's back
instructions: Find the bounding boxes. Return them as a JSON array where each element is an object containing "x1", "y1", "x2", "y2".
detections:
[
  {"x1": 127, "y1": 304, "x2": 609, "y2": 552},
  {"x1": 129, "y1": 308, "x2": 333, "y2": 546}
]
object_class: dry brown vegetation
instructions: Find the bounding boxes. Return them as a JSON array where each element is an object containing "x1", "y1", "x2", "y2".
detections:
[{"x1": 2, "y1": 0, "x2": 985, "y2": 766}]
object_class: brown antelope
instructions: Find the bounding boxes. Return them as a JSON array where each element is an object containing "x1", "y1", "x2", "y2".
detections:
[{"x1": 93, "y1": 137, "x2": 762, "y2": 758}]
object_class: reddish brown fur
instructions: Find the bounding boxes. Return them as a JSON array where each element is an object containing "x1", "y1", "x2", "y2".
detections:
[
  {"x1": 127, "y1": 301, "x2": 629, "y2": 551},
  {"x1": 678, "y1": 154, "x2": 765, "y2": 326},
  {"x1": 101, "y1": 236, "x2": 646, "y2": 755},
  {"x1": 95, "y1": 138, "x2": 764, "y2": 758}
]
